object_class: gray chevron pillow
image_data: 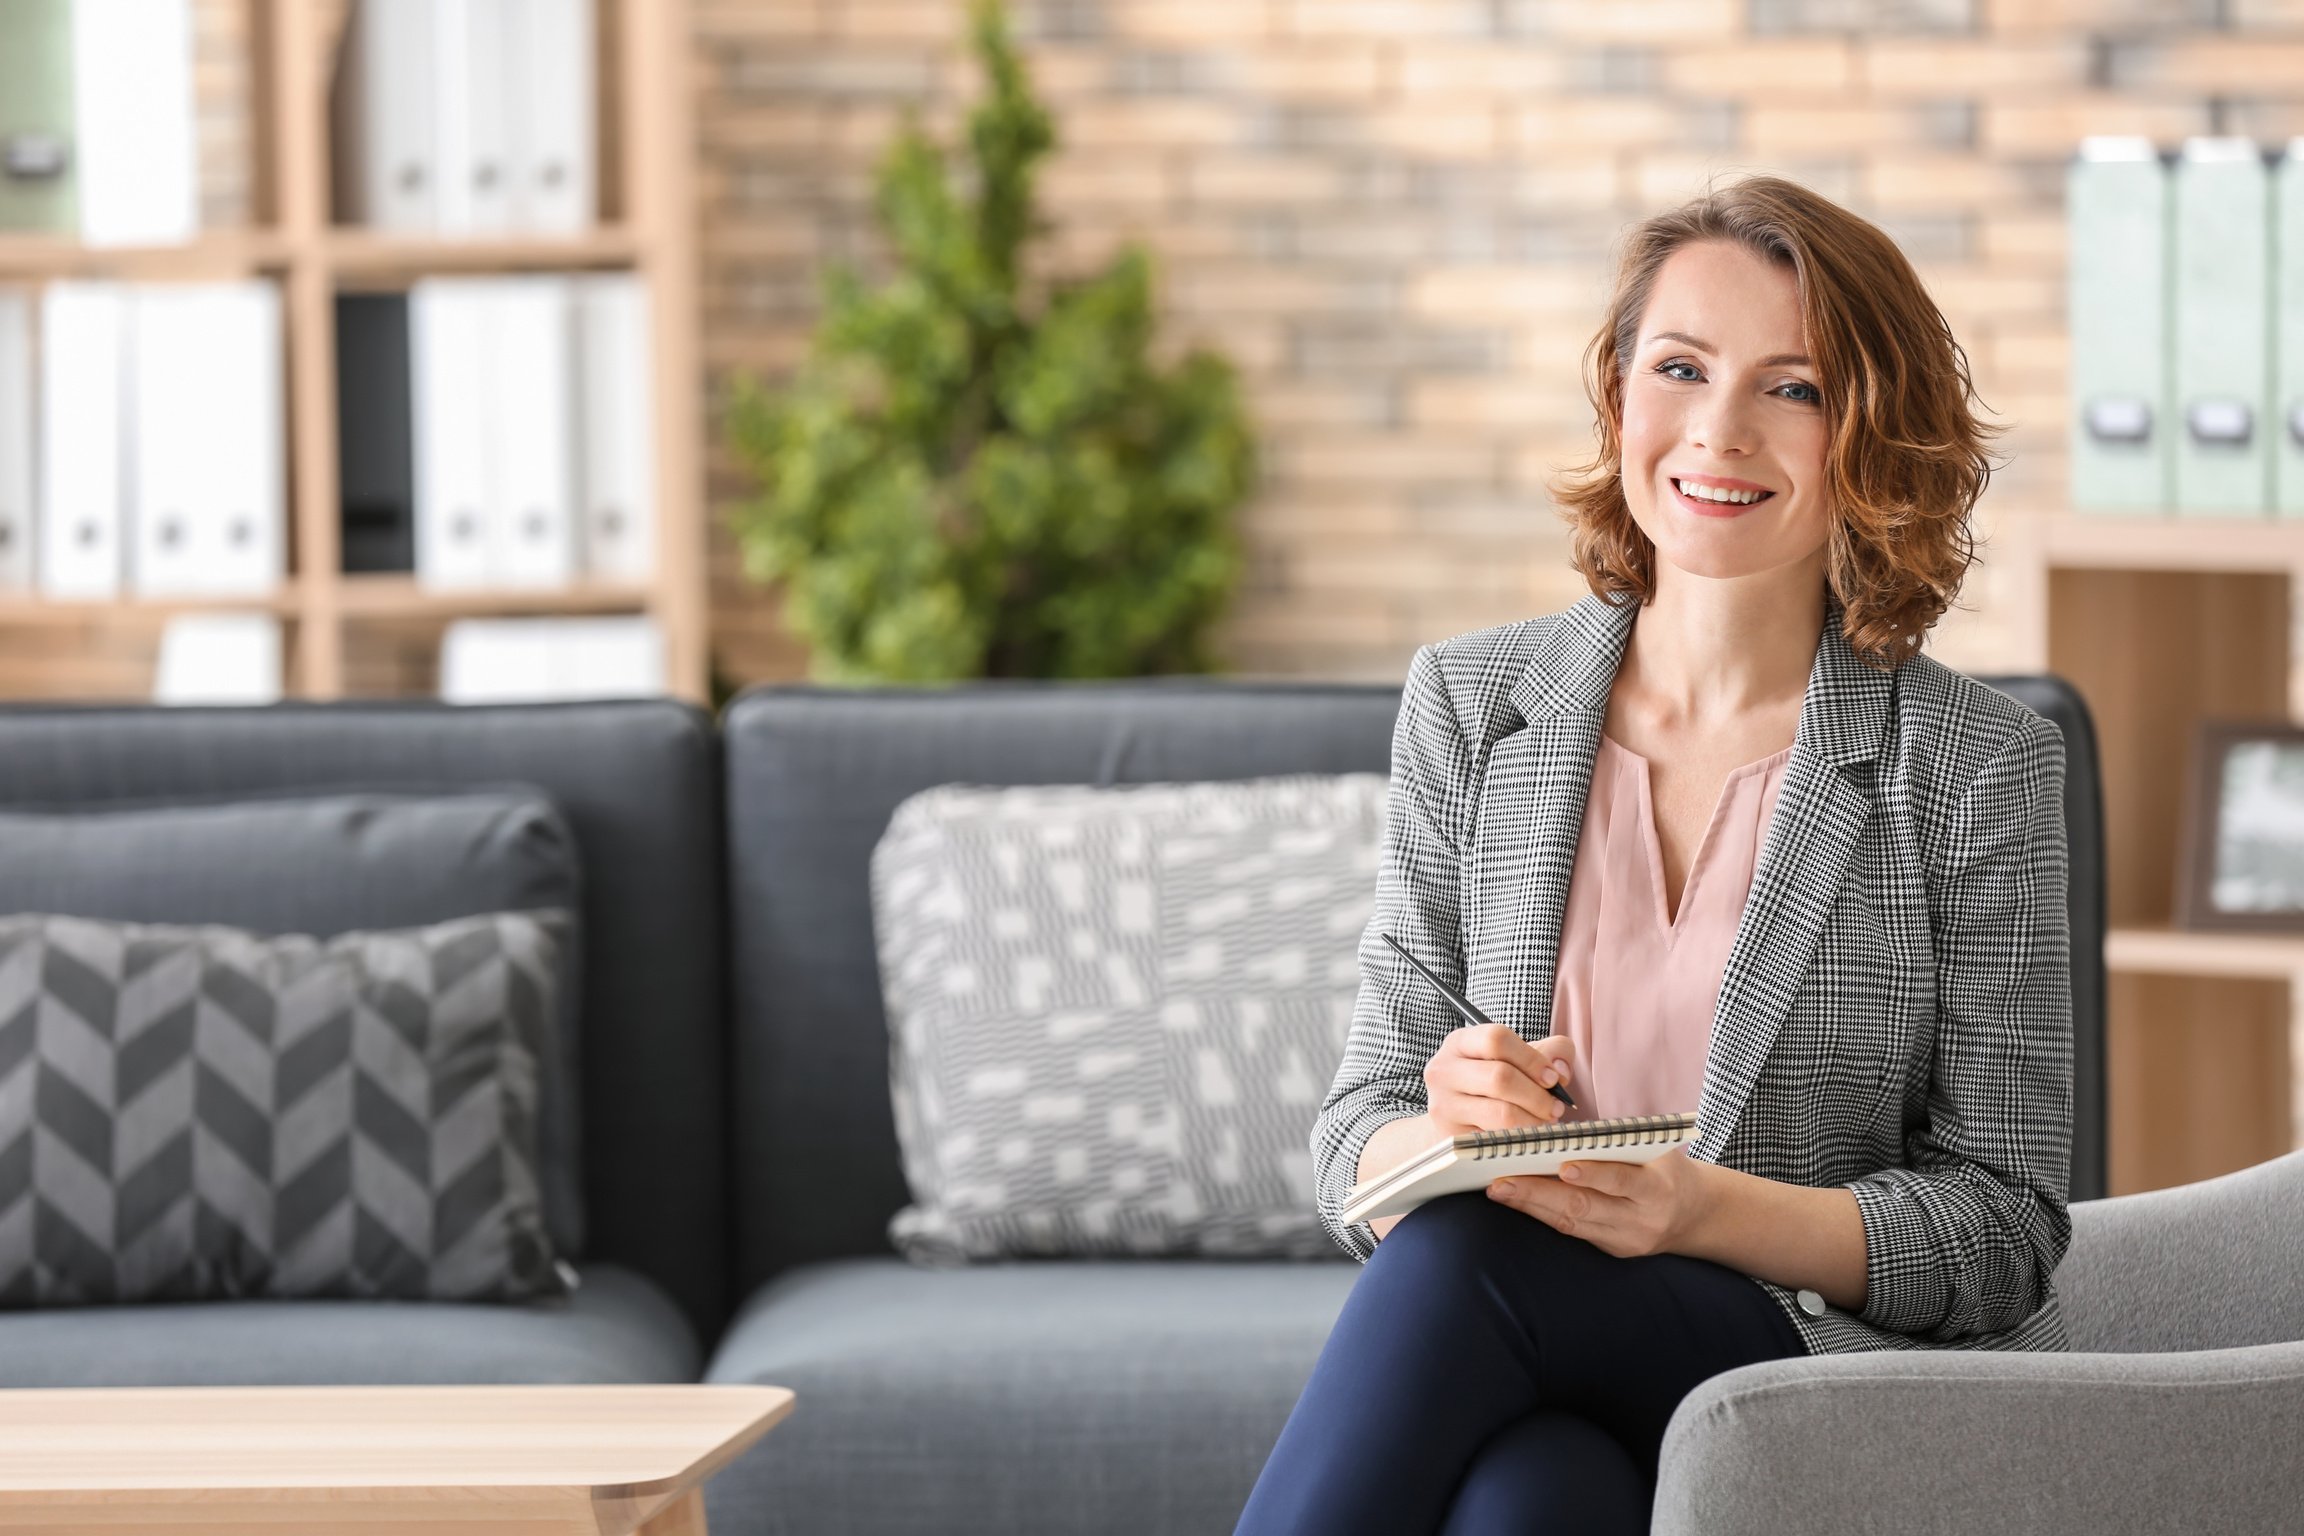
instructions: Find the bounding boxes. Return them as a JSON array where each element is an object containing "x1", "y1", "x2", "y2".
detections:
[
  {"x1": 0, "y1": 909, "x2": 568, "y2": 1307},
  {"x1": 871, "y1": 774, "x2": 1385, "y2": 1262}
]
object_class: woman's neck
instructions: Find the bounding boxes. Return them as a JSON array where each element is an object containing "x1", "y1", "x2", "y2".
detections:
[{"x1": 1615, "y1": 570, "x2": 1825, "y2": 731}]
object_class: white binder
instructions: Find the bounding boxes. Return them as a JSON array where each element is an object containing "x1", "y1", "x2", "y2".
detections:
[
  {"x1": 2172, "y1": 137, "x2": 2273, "y2": 514},
  {"x1": 458, "y1": 0, "x2": 515, "y2": 234},
  {"x1": 128, "y1": 284, "x2": 283, "y2": 597},
  {"x1": 70, "y1": 0, "x2": 196, "y2": 246},
  {"x1": 566, "y1": 615, "x2": 663, "y2": 696},
  {"x1": 36, "y1": 282, "x2": 126, "y2": 599},
  {"x1": 576, "y1": 274, "x2": 654, "y2": 583},
  {"x1": 0, "y1": 289, "x2": 31, "y2": 590},
  {"x1": 509, "y1": 0, "x2": 596, "y2": 233},
  {"x1": 2067, "y1": 138, "x2": 2170, "y2": 514},
  {"x1": 153, "y1": 613, "x2": 282, "y2": 705},
  {"x1": 439, "y1": 617, "x2": 558, "y2": 701},
  {"x1": 333, "y1": 0, "x2": 439, "y2": 231},
  {"x1": 431, "y1": 0, "x2": 480, "y2": 235},
  {"x1": 2278, "y1": 140, "x2": 2304, "y2": 519},
  {"x1": 439, "y1": 614, "x2": 663, "y2": 702},
  {"x1": 410, "y1": 281, "x2": 495, "y2": 588},
  {"x1": 486, "y1": 277, "x2": 578, "y2": 587}
]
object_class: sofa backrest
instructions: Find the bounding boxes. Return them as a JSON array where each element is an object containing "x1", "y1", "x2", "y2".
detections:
[
  {"x1": 723, "y1": 669, "x2": 2107, "y2": 1292},
  {"x1": 0, "y1": 700, "x2": 729, "y2": 1335},
  {"x1": 720, "y1": 680, "x2": 1402, "y2": 1292},
  {"x1": 2060, "y1": 1146, "x2": 2304, "y2": 1351}
]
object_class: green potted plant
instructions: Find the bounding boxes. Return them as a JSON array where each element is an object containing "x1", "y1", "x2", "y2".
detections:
[{"x1": 726, "y1": 0, "x2": 1257, "y2": 684}]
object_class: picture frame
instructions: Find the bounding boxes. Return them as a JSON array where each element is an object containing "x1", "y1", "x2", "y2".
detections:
[{"x1": 2174, "y1": 719, "x2": 2304, "y2": 933}]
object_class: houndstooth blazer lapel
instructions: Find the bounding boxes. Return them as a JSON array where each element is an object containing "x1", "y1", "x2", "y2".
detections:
[{"x1": 1497, "y1": 587, "x2": 1893, "y2": 1157}]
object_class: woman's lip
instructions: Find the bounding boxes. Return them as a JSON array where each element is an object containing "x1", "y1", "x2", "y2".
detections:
[{"x1": 1671, "y1": 478, "x2": 1773, "y2": 517}]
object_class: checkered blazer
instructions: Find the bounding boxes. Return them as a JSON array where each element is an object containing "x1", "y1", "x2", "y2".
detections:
[{"x1": 1314, "y1": 587, "x2": 2075, "y2": 1357}]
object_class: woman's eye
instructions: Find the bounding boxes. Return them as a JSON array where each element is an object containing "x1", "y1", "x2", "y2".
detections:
[{"x1": 1652, "y1": 360, "x2": 1819, "y2": 404}]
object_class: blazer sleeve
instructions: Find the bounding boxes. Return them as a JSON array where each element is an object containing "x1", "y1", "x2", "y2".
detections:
[
  {"x1": 1845, "y1": 710, "x2": 2077, "y2": 1340},
  {"x1": 1311, "y1": 642, "x2": 1478, "y2": 1260}
]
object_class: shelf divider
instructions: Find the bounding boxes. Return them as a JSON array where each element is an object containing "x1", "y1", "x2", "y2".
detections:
[
  {"x1": 337, "y1": 577, "x2": 653, "y2": 619},
  {"x1": 2107, "y1": 924, "x2": 2304, "y2": 980}
]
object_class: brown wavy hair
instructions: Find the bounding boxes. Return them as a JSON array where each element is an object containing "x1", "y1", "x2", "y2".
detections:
[{"x1": 1552, "y1": 173, "x2": 2003, "y2": 672}]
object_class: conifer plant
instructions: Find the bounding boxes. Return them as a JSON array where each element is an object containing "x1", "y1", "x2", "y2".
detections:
[{"x1": 727, "y1": 0, "x2": 1256, "y2": 682}]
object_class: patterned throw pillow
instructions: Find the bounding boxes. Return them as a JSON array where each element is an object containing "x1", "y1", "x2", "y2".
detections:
[
  {"x1": 870, "y1": 774, "x2": 1385, "y2": 1262},
  {"x1": 0, "y1": 790, "x2": 593, "y2": 1260},
  {"x1": 0, "y1": 910, "x2": 568, "y2": 1306}
]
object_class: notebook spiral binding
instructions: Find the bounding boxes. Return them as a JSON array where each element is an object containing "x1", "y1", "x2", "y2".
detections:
[{"x1": 1464, "y1": 1112, "x2": 1699, "y2": 1162}]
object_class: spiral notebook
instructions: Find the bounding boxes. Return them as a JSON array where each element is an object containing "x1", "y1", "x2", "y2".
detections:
[{"x1": 1339, "y1": 1112, "x2": 1699, "y2": 1226}]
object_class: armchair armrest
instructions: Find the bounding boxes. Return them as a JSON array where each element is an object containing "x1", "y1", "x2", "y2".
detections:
[{"x1": 1654, "y1": 1340, "x2": 2304, "y2": 1536}]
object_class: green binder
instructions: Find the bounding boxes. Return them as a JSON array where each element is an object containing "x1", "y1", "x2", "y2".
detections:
[
  {"x1": 2067, "y1": 138, "x2": 2170, "y2": 515},
  {"x1": 0, "y1": 0, "x2": 76, "y2": 235},
  {"x1": 2172, "y1": 137, "x2": 2273, "y2": 516},
  {"x1": 2278, "y1": 141, "x2": 2304, "y2": 519}
]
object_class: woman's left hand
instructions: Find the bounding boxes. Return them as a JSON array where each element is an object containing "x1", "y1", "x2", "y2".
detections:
[{"x1": 1486, "y1": 1147, "x2": 1715, "y2": 1259}]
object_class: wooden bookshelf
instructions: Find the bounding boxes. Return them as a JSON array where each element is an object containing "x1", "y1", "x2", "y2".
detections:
[
  {"x1": 0, "y1": 0, "x2": 707, "y2": 705},
  {"x1": 1994, "y1": 506, "x2": 2304, "y2": 1195}
]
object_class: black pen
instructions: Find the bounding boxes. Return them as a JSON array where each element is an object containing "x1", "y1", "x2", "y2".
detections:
[{"x1": 1381, "y1": 931, "x2": 1576, "y2": 1110}]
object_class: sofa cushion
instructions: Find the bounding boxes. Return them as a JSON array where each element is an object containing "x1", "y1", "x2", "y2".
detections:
[
  {"x1": 0, "y1": 909, "x2": 566, "y2": 1305},
  {"x1": 871, "y1": 775, "x2": 1383, "y2": 1262},
  {"x1": 700, "y1": 1255, "x2": 1357, "y2": 1536},
  {"x1": 0, "y1": 1262, "x2": 695, "y2": 1385},
  {"x1": 0, "y1": 789, "x2": 589, "y2": 1256}
]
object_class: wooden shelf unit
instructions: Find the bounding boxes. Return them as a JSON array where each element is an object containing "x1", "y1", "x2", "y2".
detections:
[
  {"x1": 0, "y1": 0, "x2": 707, "y2": 705},
  {"x1": 1995, "y1": 507, "x2": 2304, "y2": 1195}
]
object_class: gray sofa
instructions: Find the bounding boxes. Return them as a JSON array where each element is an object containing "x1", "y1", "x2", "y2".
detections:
[{"x1": 2, "y1": 672, "x2": 2293, "y2": 1536}]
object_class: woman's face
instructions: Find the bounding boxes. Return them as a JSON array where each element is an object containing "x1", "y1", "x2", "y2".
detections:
[{"x1": 1616, "y1": 239, "x2": 1834, "y2": 587}]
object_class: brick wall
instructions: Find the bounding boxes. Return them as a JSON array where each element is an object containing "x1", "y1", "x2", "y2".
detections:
[{"x1": 695, "y1": 0, "x2": 2304, "y2": 690}]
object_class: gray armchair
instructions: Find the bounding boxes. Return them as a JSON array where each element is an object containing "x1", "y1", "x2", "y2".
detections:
[
  {"x1": 1655, "y1": 1146, "x2": 2304, "y2": 1535},
  {"x1": 1658, "y1": 675, "x2": 2304, "y2": 1535}
]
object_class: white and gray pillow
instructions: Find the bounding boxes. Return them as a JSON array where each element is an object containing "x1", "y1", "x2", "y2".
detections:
[
  {"x1": 0, "y1": 909, "x2": 567, "y2": 1306},
  {"x1": 870, "y1": 774, "x2": 1385, "y2": 1262}
]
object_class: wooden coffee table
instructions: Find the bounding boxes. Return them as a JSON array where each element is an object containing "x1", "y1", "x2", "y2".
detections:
[{"x1": 0, "y1": 1383, "x2": 794, "y2": 1532}]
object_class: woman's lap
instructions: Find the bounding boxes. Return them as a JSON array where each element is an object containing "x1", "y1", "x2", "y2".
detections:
[{"x1": 1233, "y1": 1192, "x2": 1808, "y2": 1536}]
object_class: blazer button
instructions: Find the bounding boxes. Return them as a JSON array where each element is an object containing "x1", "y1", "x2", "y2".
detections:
[{"x1": 1797, "y1": 1289, "x2": 1828, "y2": 1317}]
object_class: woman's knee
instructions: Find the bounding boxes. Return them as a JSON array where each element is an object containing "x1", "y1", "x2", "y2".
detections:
[
  {"x1": 1370, "y1": 1190, "x2": 1572, "y2": 1286},
  {"x1": 1437, "y1": 1410, "x2": 1648, "y2": 1536}
]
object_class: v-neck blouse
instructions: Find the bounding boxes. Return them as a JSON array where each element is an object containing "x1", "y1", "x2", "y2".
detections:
[{"x1": 1548, "y1": 731, "x2": 1795, "y2": 1125}]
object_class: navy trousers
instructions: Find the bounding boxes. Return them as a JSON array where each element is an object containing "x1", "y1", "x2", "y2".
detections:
[{"x1": 1235, "y1": 1190, "x2": 1812, "y2": 1535}]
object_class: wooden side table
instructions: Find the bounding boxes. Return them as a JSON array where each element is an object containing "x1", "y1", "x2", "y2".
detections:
[{"x1": 0, "y1": 1383, "x2": 794, "y2": 1533}]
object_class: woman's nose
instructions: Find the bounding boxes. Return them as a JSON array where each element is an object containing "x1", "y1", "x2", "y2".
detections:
[{"x1": 1686, "y1": 393, "x2": 1760, "y2": 456}]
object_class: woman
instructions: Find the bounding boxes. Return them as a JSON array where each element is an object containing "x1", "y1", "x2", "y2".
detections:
[{"x1": 1233, "y1": 175, "x2": 2073, "y2": 1534}]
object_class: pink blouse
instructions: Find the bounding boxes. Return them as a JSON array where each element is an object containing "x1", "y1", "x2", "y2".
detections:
[{"x1": 1549, "y1": 731, "x2": 1795, "y2": 1124}]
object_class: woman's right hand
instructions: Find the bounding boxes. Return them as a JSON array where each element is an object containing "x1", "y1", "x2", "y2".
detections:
[{"x1": 1423, "y1": 1025, "x2": 1576, "y2": 1139}]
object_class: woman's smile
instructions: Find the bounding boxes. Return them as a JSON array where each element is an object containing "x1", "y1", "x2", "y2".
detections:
[{"x1": 1667, "y1": 472, "x2": 1777, "y2": 518}]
